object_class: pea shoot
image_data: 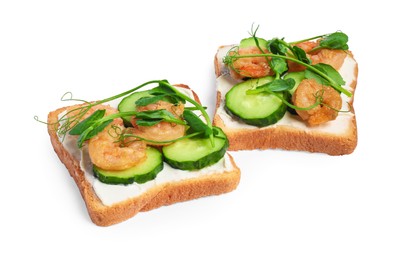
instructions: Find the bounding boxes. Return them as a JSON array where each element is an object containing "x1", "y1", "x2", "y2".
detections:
[
  {"x1": 35, "y1": 80, "x2": 217, "y2": 148},
  {"x1": 223, "y1": 26, "x2": 352, "y2": 97}
]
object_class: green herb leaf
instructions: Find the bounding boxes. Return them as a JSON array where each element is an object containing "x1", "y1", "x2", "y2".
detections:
[
  {"x1": 76, "y1": 119, "x2": 112, "y2": 148},
  {"x1": 164, "y1": 94, "x2": 186, "y2": 105},
  {"x1": 183, "y1": 110, "x2": 212, "y2": 138},
  {"x1": 270, "y1": 57, "x2": 288, "y2": 76},
  {"x1": 271, "y1": 78, "x2": 296, "y2": 91},
  {"x1": 304, "y1": 69, "x2": 328, "y2": 85},
  {"x1": 137, "y1": 93, "x2": 185, "y2": 106},
  {"x1": 135, "y1": 95, "x2": 166, "y2": 106},
  {"x1": 86, "y1": 120, "x2": 113, "y2": 140},
  {"x1": 135, "y1": 119, "x2": 162, "y2": 126},
  {"x1": 76, "y1": 127, "x2": 93, "y2": 148},
  {"x1": 135, "y1": 109, "x2": 185, "y2": 125},
  {"x1": 319, "y1": 32, "x2": 349, "y2": 50},
  {"x1": 247, "y1": 78, "x2": 295, "y2": 94},
  {"x1": 149, "y1": 81, "x2": 175, "y2": 95},
  {"x1": 146, "y1": 86, "x2": 186, "y2": 105},
  {"x1": 69, "y1": 109, "x2": 106, "y2": 135},
  {"x1": 291, "y1": 46, "x2": 311, "y2": 64},
  {"x1": 267, "y1": 38, "x2": 288, "y2": 55},
  {"x1": 305, "y1": 63, "x2": 345, "y2": 87}
]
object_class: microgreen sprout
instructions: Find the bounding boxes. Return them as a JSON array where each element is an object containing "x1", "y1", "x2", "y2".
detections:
[
  {"x1": 35, "y1": 80, "x2": 216, "y2": 148},
  {"x1": 223, "y1": 26, "x2": 352, "y2": 97}
]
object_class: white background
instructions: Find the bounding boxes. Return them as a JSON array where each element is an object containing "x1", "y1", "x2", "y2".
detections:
[{"x1": 1, "y1": 0, "x2": 403, "y2": 259}]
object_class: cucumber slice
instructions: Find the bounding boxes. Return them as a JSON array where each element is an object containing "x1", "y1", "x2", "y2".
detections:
[
  {"x1": 225, "y1": 77, "x2": 289, "y2": 127},
  {"x1": 93, "y1": 147, "x2": 163, "y2": 185},
  {"x1": 118, "y1": 90, "x2": 152, "y2": 126},
  {"x1": 284, "y1": 71, "x2": 306, "y2": 94},
  {"x1": 239, "y1": 37, "x2": 268, "y2": 49},
  {"x1": 284, "y1": 71, "x2": 306, "y2": 115},
  {"x1": 162, "y1": 127, "x2": 228, "y2": 170}
]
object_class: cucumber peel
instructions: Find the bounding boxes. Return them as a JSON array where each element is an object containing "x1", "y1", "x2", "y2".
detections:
[
  {"x1": 162, "y1": 127, "x2": 228, "y2": 170},
  {"x1": 118, "y1": 90, "x2": 152, "y2": 126},
  {"x1": 93, "y1": 146, "x2": 163, "y2": 185},
  {"x1": 225, "y1": 77, "x2": 289, "y2": 127},
  {"x1": 239, "y1": 37, "x2": 268, "y2": 49}
]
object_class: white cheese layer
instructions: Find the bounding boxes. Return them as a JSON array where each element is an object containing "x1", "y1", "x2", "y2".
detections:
[
  {"x1": 216, "y1": 50, "x2": 357, "y2": 134},
  {"x1": 58, "y1": 87, "x2": 233, "y2": 206}
]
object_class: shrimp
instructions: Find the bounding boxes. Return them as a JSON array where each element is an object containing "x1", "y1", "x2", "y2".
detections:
[
  {"x1": 131, "y1": 100, "x2": 186, "y2": 145},
  {"x1": 288, "y1": 41, "x2": 347, "y2": 72},
  {"x1": 310, "y1": 48, "x2": 347, "y2": 70},
  {"x1": 292, "y1": 79, "x2": 342, "y2": 126},
  {"x1": 73, "y1": 104, "x2": 148, "y2": 171},
  {"x1": 287, "y1": 41, "x2": 317, "y2": 72},
  {"x1": 229, "y1": 46, "x2": 272, "y2": 79},
  {"x1": 88, "y1": 124, "x2": 147, "y2": 171}
]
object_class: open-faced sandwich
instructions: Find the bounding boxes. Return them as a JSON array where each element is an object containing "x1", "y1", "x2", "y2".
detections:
[
  {"x1": 213, "y1": 26, "x2": 358, "y2": 155},
  {"x1": 44, "y1": 80, "x2": 240, "y2": 226}
]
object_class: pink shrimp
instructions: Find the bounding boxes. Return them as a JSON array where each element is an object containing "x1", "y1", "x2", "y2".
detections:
[
  {"x1": 229, "y1": 46, "x2": 272, "y2": 79},
  {"x1": 88, "y1": 123, "x2": 147, "y2": 171},
  {"x1": 288, "y1": 40, "x2": 347, "y2": 72},
  {"x1": 292, "y1": 79, "x2": 342, "y2": 126},
  {"x1": 131, "y1": 100, "x2": 186, "y2": 145},
  {"x1": 66, "y1": 104, "x2": 147, "y2": 171}
]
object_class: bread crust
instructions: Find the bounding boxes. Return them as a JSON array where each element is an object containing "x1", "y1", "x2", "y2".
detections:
[
  {"x1": 213, "y1": 45, "x2": 359, "y2": 155},
  {"x1": 47, "y1": 85, "x2": 240, "y2": 226}
]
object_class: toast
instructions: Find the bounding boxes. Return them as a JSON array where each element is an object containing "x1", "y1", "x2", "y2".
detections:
[
  {"x1": 47, "y1": 84, "x2": 241, "y2": 226},
  {"x1": 213, "y1": 42, "x2": 359, "y2": 155}
]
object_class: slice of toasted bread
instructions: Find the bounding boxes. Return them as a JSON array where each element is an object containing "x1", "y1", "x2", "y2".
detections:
[
  {"x1": 213, "y1": 45, "x2": 358, "y2": 155},
  {"x1": 47, "y1": 85, "x2": 241, "y2": 226}
]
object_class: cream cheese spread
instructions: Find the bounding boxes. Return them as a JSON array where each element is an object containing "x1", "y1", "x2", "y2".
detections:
[
  {"x1": 58, "y1": 87, "x2": 233, "y2": 206},
  {"x1": 216, "y1": 46, "x2": 357, "y2": 134}
]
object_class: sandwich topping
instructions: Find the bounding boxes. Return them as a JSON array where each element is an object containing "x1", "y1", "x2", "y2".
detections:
[
  {"x1": 222, "y1": 25, "x2": 355, "y2": 127},
  {"x1": 40, "y1": 80, "x2": 231, "y2": 193}
]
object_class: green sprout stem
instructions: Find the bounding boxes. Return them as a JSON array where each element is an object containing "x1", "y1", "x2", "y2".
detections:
[
  {"x1": 92, "y1": 80, "x2": 161, "y2": 105},
  {"x1": 102, "y1": 111, "x2": 187, "y2": 126},
  {"x1": 288, "y1": 34, "x2": 327, "y2": 45},
  {"x1": 308, "y1": 46, "x2": 327, "y2": 53}
]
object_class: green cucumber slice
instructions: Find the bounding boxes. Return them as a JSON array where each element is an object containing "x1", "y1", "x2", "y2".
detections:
[
  {"x1": 118, "y1": 90, "x2": 152, "y2": 126},
  {"x1": 239, "y1": 37, "x2": 268, "y2": 49},
  {"x1": 284, "y1": 71, "x2": 306, "y2": 115},
  {"x1": 225, "y1": 77, "x2": 289, "y2": 127},
  {"x1": 162, "y1": 127, "x2": 228, "y2": 170},
  {"x1": 284, "y1": 71, "x2": 306, "y2": 94},
  {"x1": 93, "y1": 147, "x2": 163, "y2": 185}
]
